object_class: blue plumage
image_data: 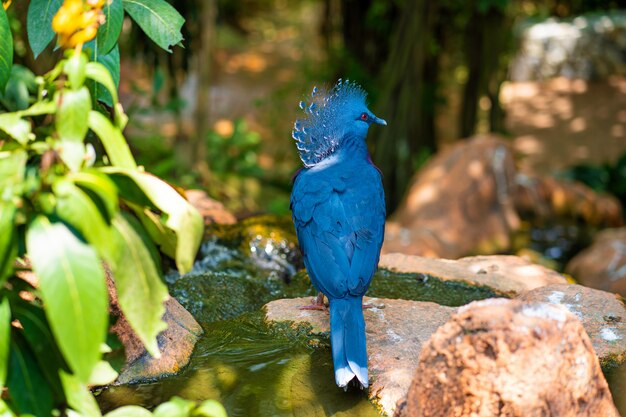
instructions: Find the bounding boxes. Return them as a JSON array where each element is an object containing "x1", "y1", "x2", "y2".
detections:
[{"x1": 290, "y1": 79, "x2": 386, "y2": 389}]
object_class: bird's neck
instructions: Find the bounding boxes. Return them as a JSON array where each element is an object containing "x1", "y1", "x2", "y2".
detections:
[{"x1": 338, "y1": 133, "x2": 369, "y2": 160}]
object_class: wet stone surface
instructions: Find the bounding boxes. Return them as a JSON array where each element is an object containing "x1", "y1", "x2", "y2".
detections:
[
  {"x1": 379, "y1": 253, "x2": 567, "y2": 297},
  {"x1": 264, "y1": 297, "x2": 456, "y2": 416}
]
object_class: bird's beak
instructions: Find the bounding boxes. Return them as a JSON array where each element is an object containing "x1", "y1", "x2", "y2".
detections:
[{"x1": 372, "y1": 115, "x2": 387, "y2": 126}]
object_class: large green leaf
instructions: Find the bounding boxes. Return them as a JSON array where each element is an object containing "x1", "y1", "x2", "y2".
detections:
[
  {"x1": 59, "y1": 370, "x2": 103, "y2": 417},
  {"x1": 85, "y1": 61, "x2": 119, "y2": 105},
  {"x1": 0, "y1": 65, "x2": 38, "y2": 112},
  {"x1": 26, "y1": 216, "x2": 108, "y2": 383},
  {"x1": 0, "y1": 202, "x2": 17, "y2": 285},
  {"x1": 0, "y1": 114, "x2": 31, "y2": 144},
  {"x1": 18, "y1": 100, "x2": 57, "y2": 117},
  {"x1": 27, "y1": 0, "x2": 63, "y2": 59},
  {"x1": 55, "y1": 140, "x2": 86, "y2": 172},
  {"x1": 69, "y1": 170, "x2": 119, "y2": 223},
  {"x1": 88, "y1": 360, "x2": 118, "y2": 386},
  {"x1": 0, "y1": 149, "x2": 26, "y2": 197},
  {"x1": 54, "y1": 179, "x2": 115, "y2": 260},
  {"x1": 103, "y1": 168, "x2": 203, "y2": 273},
  {"x1": 194, "y1": 400, "x2": 228, "y2": 417},
  {"x1": 153, "y1": 401, "x2": 188, "y2": 417},
  {"x1": 104, "y1": 406, "x2": 152, "y2": 417},
  {"x1": 7, "y1": 332, "x2": 54, "y2": 417},
  {"x1": 0, "y1": 297, "x2": 10, "y2": 387},
  {"x1": 56, "y1": 87, "x2": 91, "y2": 142},
  {"x1": 64, "y1": 53, "x2": 88, "y2": 90},
  {"x1": 0, "y1": 6, "x2": 13, "y2": 92},
  {"x1": 86, "y1": 43, "x2": 120, "y2": 107},
  {"x1": 0, "y1": 399, "x2": 17, "y2": 417},
  {"x1": 122, "y1": 0, "x2": 184, "y2": 52},
  {"x1": 98, "y1": 0, "x2": 124, "y2": 54},
  {"x1": 12, "y1": 299, "x2": 66, "y2": 400},
  {"x1": 55, "y1": 87, "x2": 92, "y2": 171},
  {"x1": 88, "y1": 110, "x2": 136, "y2": 169},
  {"x1": 110, "y1": 213, "x2": 168, "y2": 357}
]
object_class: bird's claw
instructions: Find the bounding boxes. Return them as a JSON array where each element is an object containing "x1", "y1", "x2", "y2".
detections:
[{"x1": 298, "y1": 293, "x2": 328, "y2": 312}]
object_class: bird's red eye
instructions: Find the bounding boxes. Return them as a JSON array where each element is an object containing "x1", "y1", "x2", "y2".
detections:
[{"x1": 360, "y1": 113, "x2": 368, "y2": 121}]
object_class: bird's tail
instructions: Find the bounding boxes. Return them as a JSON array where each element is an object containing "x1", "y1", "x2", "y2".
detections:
[{"x1": 329, "y1": 296, "x2": 368, "y2": 389}]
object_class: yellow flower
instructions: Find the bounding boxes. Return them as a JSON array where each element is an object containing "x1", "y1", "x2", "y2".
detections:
[
  {"x1": 52, "y1": 0, "x2": 106, "y2": 50},
  {"x1": 2, "y1": 0, "x2": 12, "y2": 10}
]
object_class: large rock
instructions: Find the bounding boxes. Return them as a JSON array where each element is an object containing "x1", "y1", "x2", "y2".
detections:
[
  {"x1": 382, "y1": 135, "x2": 622, "y2": 259},
  {"x1": 264, "y1": 297, "x2": 455, "y2": 416},
  {"x1": 185, "y1": 189, "x2": 237, "y2": 225},
  {"x1": 379, "y1": 253, "x2": 567, "y2": 296},
  {"x1": 397, "y1": 299, "x2": 619, "y2": 417},
  {"x1": 514, "y1": 174, "x2": 623, "y2": 228},
  {"x1": 566, "y1": 228, "x2": 626, "y2": 295},
  {"x1": 107, "y1": 273, "x2": 204, "y2": 385},
  {"x1": 383, "y1": 136, "x2": 520, "y2": 258},
  {"x1": 518, "y1": 283, "x2": 626, "y2": 365}
]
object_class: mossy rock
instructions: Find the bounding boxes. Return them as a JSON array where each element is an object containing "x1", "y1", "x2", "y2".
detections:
[
  {"x1": 205, "y1": 215, "x2": 302, "y2": 280},
  {"x1": 169, "y1": 270, "x2": 315, "y2": 325}
]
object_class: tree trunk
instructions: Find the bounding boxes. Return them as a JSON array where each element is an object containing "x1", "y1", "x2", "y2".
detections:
[
  {"x1": 460, "y1": 5, "x2": 511, "y2": 138},
  {"x1": 371, "y1": 0, "x2": 439, "y2": 212},
  {"x1": 192, "y1": 0, "x2": 216, "y2": 185}
]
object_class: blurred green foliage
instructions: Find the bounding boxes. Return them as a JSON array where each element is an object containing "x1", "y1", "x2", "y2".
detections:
[{"x1": 563, "y1": 152, "x2": 626, "y2": 217}]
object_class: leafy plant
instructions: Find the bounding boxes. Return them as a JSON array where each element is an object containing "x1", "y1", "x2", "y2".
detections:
[{"x1": 0, "y1": 0, "x2": 226, "y2": 416}]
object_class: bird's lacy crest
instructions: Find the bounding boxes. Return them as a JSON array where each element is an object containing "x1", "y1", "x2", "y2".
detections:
[{"x1": 292, "y1": 79, "x2": 367, "y2": 167}]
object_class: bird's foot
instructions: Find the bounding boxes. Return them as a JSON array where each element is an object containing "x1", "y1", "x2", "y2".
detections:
[{"x1": 298, "y1": 292, "x2": 328, "y2": 312}]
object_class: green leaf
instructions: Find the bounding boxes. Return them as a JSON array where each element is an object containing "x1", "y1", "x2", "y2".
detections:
[
  {"x1": 154, "y1": 397, "x2": 194, "y2": 417},
  {"x1": 0, "y1": 202, "x2": 17, "y2": 285},
  {"x1": 59, "y1": 370, "x2": 103, "y2": 417},
  {"x1": 7, "y1": 332, "x2": 54, "y2": 417},
  {"x1": 0, "y1": 297, "x2": 10, "y2": 387},
  {"x1": 88, "y1": 360, "x2": 118, "y2": 386},
  {"x1": 26, "y1": 216, "x2": 108, "y2": 383},
  {"x1": 12, "y1": 299, "x2": 66, "y2": 400},
  {"x1": 85, "y1": 61, "x2": 119, "y2": 105},
  {"x1": 55, "y1": 140, "x2": 86, "y2": 172},
  {"x1": 56, "y1": 87, "x2": 91, "y2": 142},
  {"x1": 122, "y1": 0, "x2": 184, "y2": 52},
  {"x1": 18, "y1": 100, "x2": 57, "y2": 117},
  {"x1": 88, "y1": 110, "x2": 136, "y2": 169},
  {"x1": 0, "y1": 399, "x2": 17, "y2": 417},
  {"x1": 0, "y1": 114, "x2": 31, "y2": 144},
  {"x1": 27, "y1": 0, "x2": 63, "y2": 59},
  {"x1": 134, "y1": 207, "x2": 177, "y2": 260},
  {"x1": 98, "y1": 0, "x2": 124, "y2": 54},
  {"x1": 0, "y1": 149, "x2": 26, "y2": 196},
  {"x1": 54, "y1": 179, "x2": 115, "y2": 260},
  {"x1": 86, "y1": 43, "x2": 120, "y2": 107},
  {"x1": 104, "y1": 406, "x2": 152, "y2": 417},
  {"x1": 103, "y1": 168, "x2": 203, "y2": 273},
  {"x1": 110, "y1": 213, "x2": 168, "y2": 357},
  {"x1": 64, "y1": 53, "x2": 88, "y2": 90},
  {"x1": 69, "y1": 170, "x2": 119, "y2": 222},
  {"x1": 0, "y1": 6, "x2": 13, "y2": 92},
  {"x1": 0, "y1": 65, "x2": 38, "y2": 112},
  {"x1": 193, "y1": 400, "x2": 228, "y2": 417}
]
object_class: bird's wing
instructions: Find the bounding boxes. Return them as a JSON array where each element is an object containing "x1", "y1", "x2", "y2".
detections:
[
  {"x1": 291, "y1": 166, "x2": 385, "y2": 298},
  {"x1": 340, "y1": 167, "x2": 386, "y2": 294}
]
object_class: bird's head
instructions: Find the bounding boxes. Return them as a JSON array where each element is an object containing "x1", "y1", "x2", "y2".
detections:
[{"x1": 292, "y1": 79, "x2": 386, "y2": 167}]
